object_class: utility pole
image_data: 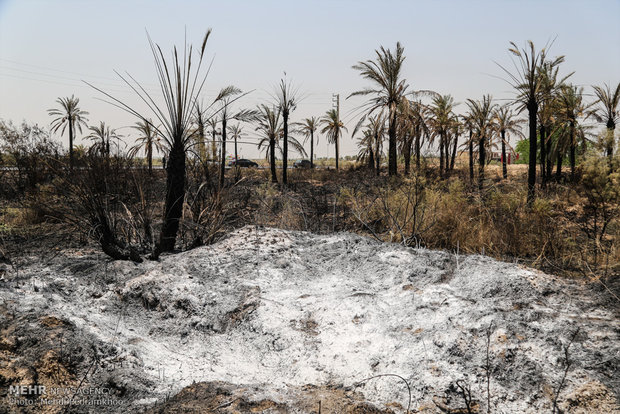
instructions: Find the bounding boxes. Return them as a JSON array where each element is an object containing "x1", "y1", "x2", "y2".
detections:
[{"x1": 332, "y1": 93, "x2": 340, "y2": 170}]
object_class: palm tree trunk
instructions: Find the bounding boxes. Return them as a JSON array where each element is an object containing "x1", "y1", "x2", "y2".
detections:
[
  {"x1": 478, "y1": 135, "x2": 485, "y2": 190},
  {"x1": 439, "y1": 133, "x2": 445, "y2": 178},
  {"x1": 219, "y1": 119, "x2": 227, "y2": 189},
  {"x1": 450, "y1": 134, "x2": 458, "y2": 171},
  {"x1": 546, "y1": 137, "x2": 553, "y2": 183},
  {"x1": 375, "y1": 132, "x2": 381, "y2": 176},
  {"x1": 468, "y1": 135, "x2": 474, "y2": 184},
  {"x1": 157, "y1": 143, "x2": 186, "y2": 254},
  {"x1": 556, "y1": 151, "x2": 563, "y2": 180},
  {"x1": 335, "y1": 128, "x2": 339, "y2": 171},
  {"x1": 606, "y1": 119, "x2": 615, "y2": 160},
  {"x1": 211, "y1": 129, "x2": 217, "y2": 162},
  {"x1": 368, "y1": 148, "x2": 375, "y2": 170},
  {"x1": 270, "y1": 136, "x2": 277, "y2": 183},
  {"x1": 283, "y1": 111, "x2": 289, "y2": 185},
  {"x1": 147, "y1": 141, "x2": 153, "y2": 175},
  {"x1": 415, "y1": 129, "x2": 421, "y2": 170},
  {"x1": 234, "y1": 136, "x2": 238, "y2": 162},
  {"x1": 310, "y1": 131, "x2": 314, "y2": 168},
  {"x1": 526, "y1": 100, "x2": 538, "y2": 204},
  {"x1": 501, "y1": 130, "x2": 507, "y2": 179},
  {"x1": 569, "y1": 121, "x2": 576, "y2": 182},
  {"x1": 69, "y1": 119, "x2": 74, "y2": 170},
  {"x1": 403, "y1": 134, "x2": 411, "y2": 176},
  {"x1": 388, "y1": 110, "x2": 397, "y2": 176},
  {"x1": 540, "y1": 125, "x2": 546, "y2": 186}
]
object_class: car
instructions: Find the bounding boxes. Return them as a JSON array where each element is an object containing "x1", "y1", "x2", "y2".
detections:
[
  {"x1": 228, "y1": 159, "x2": 259, "y2": 168},
  {"x1": 293, "y1": 159, "x2": 313, "y2": 169}
]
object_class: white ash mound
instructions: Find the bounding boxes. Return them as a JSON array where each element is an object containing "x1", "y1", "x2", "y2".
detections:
[{"x1": 1, "y1": 226, "x2": 618, "y2": 413}]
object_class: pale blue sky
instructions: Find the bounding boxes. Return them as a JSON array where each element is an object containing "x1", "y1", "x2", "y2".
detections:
[{"x1": 1, "y1": 0, "x2": 618, "y2": 158}]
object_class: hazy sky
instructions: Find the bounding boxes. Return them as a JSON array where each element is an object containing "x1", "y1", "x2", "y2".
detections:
[{"x1": 1, "y1": 0, "x2": 619, "y2": 158}]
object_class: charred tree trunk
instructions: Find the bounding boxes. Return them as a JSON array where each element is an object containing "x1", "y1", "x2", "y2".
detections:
[
  {"x1": 468, "y1": 134, "x2": 474, "y2": 184},
  {"x1": 403, "y1": 134, "x2": 412, "y2": 176},
  {"x1": 368, "y1": 148, "x2": 375, "y2": 170},
  {"x1": 69, "y1": 119, "x2": 74, "y2": 170},
  {"x1": 335, "y1": 128, "x2": 339, "y2": 171},
  {"x1": 606, "y1": 119, "x2": 616, "y2": 160},
  {"x1": 556, "y1": 151, "x2": 563, "y2": 181},
  {"x1": 501, "y1": 130, "x2": 507, "y2": 179},
  {"x1": 310, "y1": 131, "x2": 314, "y2": 169},
  {"x1": 388, "y1": 110, "x2": 397, "y2": 176},
  {"x1": 450, "y1": 133, "x2": 458, "y2": 171},
  {"x1": 375, "y1": 132, "x2": 381, "y2": 176},
  {"x1": 147, "y1": 140, "x2": 153, "y2": 175},
  {"x1": 478, "y1": 134, "x2": 485, "y2": 190},
  {"x1": 546, "y1": 136, "x2": 553, "y2": 183},
  {"x1": 439, "y1": 133, "x2": 445, "y2": 178},
  {"x1": 282, "y1": 110, "x2": 289, "y2": 185},
  {"x1": 270, "y1": 135, "x2": 277, "y2": 183},
  {"x1": 415, "y1": 128, "x2": 421, "y2": 170},
  {"x1": 157, "y1": 143, "x2": 186, "y2": 254},
  {"x1": 540, "y1": 125, "x2": 546, "y2": 187},
  {"x1": 526, "y1": 100, "x2": 538, "y2": 204},
  {"x1": 569, "y1": 121, "x2": 576, "y2": 182},
  {"x1": 219, "y1": 119, "x2": 227, "y2": 189}
]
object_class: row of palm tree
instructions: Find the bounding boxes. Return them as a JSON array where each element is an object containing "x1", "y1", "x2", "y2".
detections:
[{"x1": 45, "y1": 32, "x2": 617, "y2": 257}]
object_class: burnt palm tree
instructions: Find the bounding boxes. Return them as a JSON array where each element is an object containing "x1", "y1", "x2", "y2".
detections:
[
  {"x1": 256, "y1": 104, "x2": 282, "y2": 183},
  {"x1": 537, "y1": 59, "x2": 569, "y2": 184},
  {"x1": 350, "y1": 42, "x2": 408, "y2": 176},
  {"x1": 591, "y1": 82, "x2": 620, "y2": 160},
  {"x1": 228, "y1": 123, "x2": 244, "y2": 162},
  {"x1": 498, "y1": 41, "x2": 565, "y2": 203},
  {"x1": 87, "y1": 30, "x2": 213, "y2": 255},
  {"x1": 466, "y1": 95, "x2": 497, "y2": 190},
  {"x1": 129, "y1": 118, "x2": 163, "y2": 174},
  {"x1": 460, "y1": 113, "x2": 476, "y2": 184},
  {"x1": 275, "y1": 77, "x2": 299, "y2": 185},
  {"x1": 87, "y1": 121, "x2": 121, "y2": 159},
  {"x1": 428, "y1": 94, "x2": 457, "y2": 177},
  {"x1": 295, "y1": 117, "x2": 319, "y2": 168},
  {"x1": 555, "y1": 84, "x2": 593, "y2": 181},
  {"x1": 212, "y1": 86, "x2": 256, "y2": 189},
  {"x1": 356, "y1": 130, "x2": 376, "y2": 169},
  {"x1": 320, "y1": 109, "x2": 347, "y2": 169},
  {"x1": 493, "y1": 106, "x2": 525, "y2": 179},
  {"x1": 48, "y1": 95, "x2": 89, "y2": 169}
]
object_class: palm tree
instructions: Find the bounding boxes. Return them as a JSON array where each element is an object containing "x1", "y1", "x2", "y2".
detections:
[
  {"x1": 228, "y1": 123, "x2": 244, "y2": 163},
  {"x1": 350, "y1": 42, "x2": 409, "y2": 176},
  {"x1": 87, "y1": 30, "x2": 213, "y2": 255},
  {"x1": 460, "y1": 113, "x2": 476, "y2": 184},
  {"x1": 537, "y1": 59, "x2": 569, "y2": 185},
  {"x1": 591, "y1": 82, "x2": 620, "y2": 160},
  {"x1": 48, "y1": 95, "x2": 89, "y2": 169},
  {"x1": 493, "y1": 106, "x2": 525, "y2": 179},
  {"x1": 498, "y1": 41, "x2": 565, "y2": 203},
  {"x1": 129, "y1": 118, "x2": 163, "y2": 174},
  {"x1": 428, "y1": 94, "x2": 457, "y2": 177},
  {"x1": 356, "y1": 130, "x2": 375, "y2": 169},
  {"x1": 555, "y1": 84, "x2": 593, "y2": 181},
  {"x1": 320, "y1": 109, "x2": 347, "y2": 169},
  {"x1": 276, "y1": 77, "x2": 299, "y2": 185},
  {"x1": 87, "y1": 121, "x2": 121, "y2": 159},
  {"x1": 256, "y1": 104, "x2": 282, "y2": 183},
  {"x1": 466, "y1": 95, "x2": 497, "y2": 190},
  {"x1": 296, "y1": 117, "x2": 319, "y2": 168},
  {"x1": 207, "y1": 117, "x2": 220, "y2": 163},
  {"x1": 211, "y1": 86, "x2": 256, "y2": 189}
]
